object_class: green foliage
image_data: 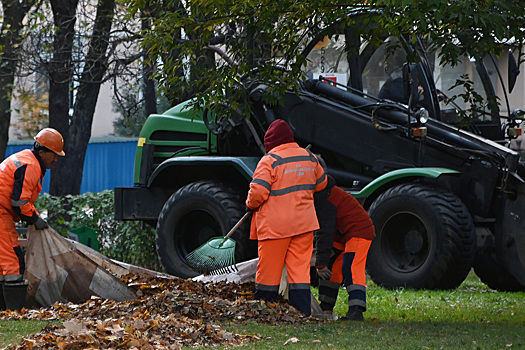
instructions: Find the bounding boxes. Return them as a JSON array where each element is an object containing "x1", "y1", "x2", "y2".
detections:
[
  {"x1": 11, "y1": 88, "x2": 49, "y2": 139},
  {"x1": 373, "y1": 0, "x2": 525, "y2": 64},
  {"x1": 35, "y1": 191, "x2": 163, "y2": 272},
  {"x1": 447, "y1": 74, "x2": 500, "y2": 129},
  {"x1": 124, "y1": 0, "x2": 525, "y2": 123},
  {"x1": 129, "y1": 0, "x2": 349, "y2": 115},
  {"x1": 112, "y1": 84, "x2": 148, "y2": 137},
  {"x1": 112, "y1": 83, "x2": 171, "y2": 137}
]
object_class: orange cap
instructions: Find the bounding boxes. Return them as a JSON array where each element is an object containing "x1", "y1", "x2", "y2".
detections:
[{"x1": 34, "y1": 128, "x2": 65, "y2": 156}]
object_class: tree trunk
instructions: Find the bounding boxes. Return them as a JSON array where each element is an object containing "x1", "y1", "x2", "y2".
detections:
[
  {"x1": 154, "y1": 1, "x2": 185, "y2": 106},
  {"x1": 49, "y1": 0, "x2": 115, "y2": 195},
  {"x1": 47, "y1": 0, "x2": 78, "y2": 194},
  {"x1": 0, "y1": 0, "x2": 36, "y2": 159},
  {"x1": 141, "y1": 11, "x2": 156, "y2": 116},
  {"x1": 0, "y1": 77, "x2": 14, "y2": 160}
]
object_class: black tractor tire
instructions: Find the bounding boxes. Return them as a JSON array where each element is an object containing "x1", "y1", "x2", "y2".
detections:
[
  {"x1": 156, "y1": 181, "x2": 257, "y2": 278},
  {"x1": 367, "y1": 183, "x2": 476, "y2": 290},
  {"x1": 473, "y1": 252, "x2": 525, "y2": 291}
]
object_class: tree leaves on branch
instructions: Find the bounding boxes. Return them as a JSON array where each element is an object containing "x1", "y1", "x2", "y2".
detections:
[{"x1": 127, "y1": 0, "x2": 525, "y2": 118}]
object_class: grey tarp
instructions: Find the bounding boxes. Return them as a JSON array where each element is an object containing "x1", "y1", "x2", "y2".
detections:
[{"x1": 24, "y1": 226, "x2": 137, "y2": 308}]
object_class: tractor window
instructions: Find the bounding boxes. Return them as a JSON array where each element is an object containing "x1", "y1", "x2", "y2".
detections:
[
  {"x1": 419, "y1": 41, "x2": 504, "y2": 140},
  {"x1": 301, "y1": 22, "x2": 506, "y2": 141},
  {"x1": 304, "y1": 34, "x2": 434, "y2": 112},
  {"x1": 361, "y1": 37, "x2": 432, "y2": 110},
  {"x1": 304, "y1": 34, "x2": 350, "y2": 85},
  {"x1": 419, "y1": 41, "x2": 500, "y2": 123},
  {"x1": 362, "y1": 37, "x2": 407, "y2": 102},
  {"x1": 432, "y1": 55, "x2": 492, "y2": 120}
]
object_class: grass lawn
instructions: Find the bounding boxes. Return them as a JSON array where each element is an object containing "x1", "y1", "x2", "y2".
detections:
[
  {"x1": 0, "y1": 320, "x2": 57, "y2": 349},
  {"x1": 224, "y1": 272, "x2": 525, "y2": 349},
  {"x1": 1, "y1": 271, "x2": 524, "y2": 349}
]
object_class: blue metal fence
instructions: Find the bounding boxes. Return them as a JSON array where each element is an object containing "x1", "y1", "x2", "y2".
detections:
[{"x1": 5, "y1": 137, "x2": 138, "y2": 194}]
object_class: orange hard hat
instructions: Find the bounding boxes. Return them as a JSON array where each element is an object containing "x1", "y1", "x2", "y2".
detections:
[{"x1": 34, "y1": 128, "x2": 65, "y2": 156}]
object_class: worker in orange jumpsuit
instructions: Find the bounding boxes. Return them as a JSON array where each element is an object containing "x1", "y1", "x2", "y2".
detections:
[
  {"x1": 246, "y1": 119, "x2": 327, "y2": 315},
  {"x1": 314, "y1": 175, "x2": 375, "y2": 321},
  {"x1": 0, "y1": 128, "x2": 65, "y2": 310}
]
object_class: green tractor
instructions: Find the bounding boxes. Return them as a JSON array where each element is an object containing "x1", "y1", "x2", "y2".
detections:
[{"x1": 115, "y1": 14, "x2": 525, "y2": 291}]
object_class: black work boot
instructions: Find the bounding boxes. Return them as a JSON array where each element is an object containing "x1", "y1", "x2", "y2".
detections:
[
  {"x1": 0, "y1": 281, "x2": 5, "y2": 311},
  {"x1": 341, "y1": 306, "x2": 365, "y2": 321},
  {"x1": 3, "y1": 281, "x2": 28, "y2": 311}
]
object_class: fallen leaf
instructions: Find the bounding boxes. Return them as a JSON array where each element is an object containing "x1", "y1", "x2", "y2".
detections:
[
  {"x1": 1, "y1": 273, "x2": 323, "y2": 349},
  {"x1": 62, "y1": 319, "x2": 88, "y2": 335},
  {"x1": 283, "y1": 337, "x2": 299, "y2": 345}
]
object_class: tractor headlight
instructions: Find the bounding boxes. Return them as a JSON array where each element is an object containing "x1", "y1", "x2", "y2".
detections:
[{"x1": 415, "y1": 108, "x2": 429, "y2": 124}]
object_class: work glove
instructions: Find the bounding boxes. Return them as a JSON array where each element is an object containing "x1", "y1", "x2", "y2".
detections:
[
  {"x1": 34, "y1": 216, "x2": 49, "y2": 230},
  {"x1": 316, "y1": 266, "x2": 332, "y2": 281}
]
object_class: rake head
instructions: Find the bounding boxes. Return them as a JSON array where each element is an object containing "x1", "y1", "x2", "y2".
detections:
[{"x1": 186, "y1": 236, "x2": 238, "y2": 275}]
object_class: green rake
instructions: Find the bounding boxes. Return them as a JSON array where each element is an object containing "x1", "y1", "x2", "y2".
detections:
[{"x1": 185, "y1": 210, "x2": 252, "y2": 275}]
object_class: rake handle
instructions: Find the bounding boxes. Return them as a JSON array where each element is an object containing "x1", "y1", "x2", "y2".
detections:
[{"x1": 219, "y1": 210, "x2": 252, "y2": 245}]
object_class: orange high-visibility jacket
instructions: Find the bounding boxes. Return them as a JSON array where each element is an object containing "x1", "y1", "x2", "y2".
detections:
[
  {"x1": 246, "y1": 142, "x2": 327, "y2": 240},
  {"x1": 0, "y1": 149, "x2": 43, "y2": 222}
]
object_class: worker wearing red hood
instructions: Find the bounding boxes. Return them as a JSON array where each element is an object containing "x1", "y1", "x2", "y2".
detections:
[{"x1": 246, "y1": 119, "x2": 327, "y2": 315}]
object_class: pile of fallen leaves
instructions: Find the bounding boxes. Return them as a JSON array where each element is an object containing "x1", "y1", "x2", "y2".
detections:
[{"x1": 1, "y1": 274, "x2": 321, "y2": 349}]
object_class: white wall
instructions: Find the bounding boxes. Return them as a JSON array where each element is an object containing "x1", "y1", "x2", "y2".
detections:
[{"x1": 91, "y1": 82, "x2": 119, "y2": 138}]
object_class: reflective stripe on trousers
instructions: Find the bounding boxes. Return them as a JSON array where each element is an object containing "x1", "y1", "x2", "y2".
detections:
[
  {"x1": 321, "y1": 237, "x2": 371, "y2": 310},
  {"x1": 318, "y1": 279, "x2": 340, "y2": 307}
]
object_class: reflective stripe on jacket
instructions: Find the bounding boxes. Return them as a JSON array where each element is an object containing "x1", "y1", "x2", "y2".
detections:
[
  {"x1": 0, "y1": 149, "x2": 43, "y2": 222},
  {"x1": 246, "y1": 142, "x2": 327, "y2": 240}
]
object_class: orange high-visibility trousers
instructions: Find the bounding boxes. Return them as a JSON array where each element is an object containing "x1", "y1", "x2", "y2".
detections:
[
  {"x1": 331, "y1": 237, "x2": 371, "y2": 286},
  {"x1": 318, "y1": 237, "x2": 371, "y2": 310},
  {"x1": 255, "y1": 231, "x2": 313, "y2": 314},
  {"x1": 0, "y1": 210, "x2": 24, "y2": 279}
]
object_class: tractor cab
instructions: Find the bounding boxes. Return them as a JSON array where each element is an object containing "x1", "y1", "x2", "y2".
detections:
[{"x1": 302, "y1": 17, "x2": 524, "y2": 149}]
